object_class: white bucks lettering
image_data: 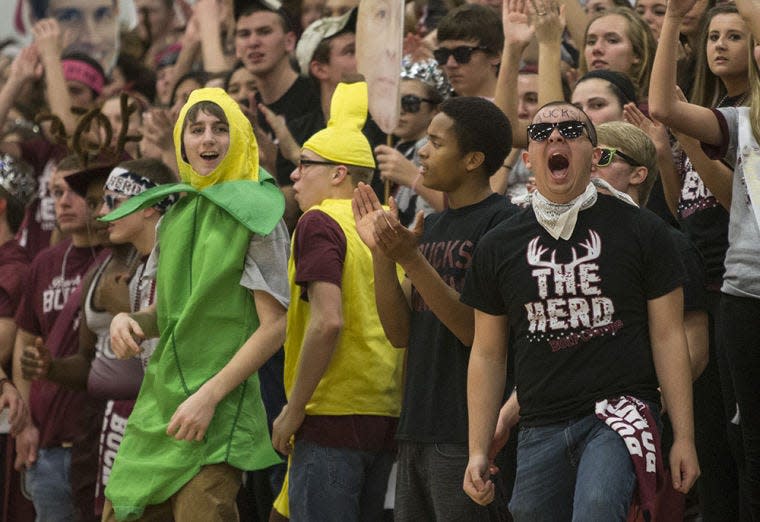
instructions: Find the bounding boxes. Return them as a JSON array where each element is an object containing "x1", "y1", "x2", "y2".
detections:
[
  {"x1": 42, "y1": 274, "x2": 81, "y2": 314},
  {"x1": 98, "y1": 401, "x2": 129, "y2": 493},
  {"x1": 524, "y1": 231, "x2": 622, "y2": 351},
  {"x1": 597, "y1": 397, "x2": 657, "y2": 473}
]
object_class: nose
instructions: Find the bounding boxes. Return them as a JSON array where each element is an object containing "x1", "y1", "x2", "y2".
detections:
[
  {"x1": 547, "y1": 127, "x2": 565, "y2": 142},
  {"x1": 290, "y1": 167, "x2": 300, "y2": 183},
  {"x1": 591, "y1": 40, "x2": 604, "y2": 55},
  {"x1": 715, "y1": 35, "x2": 727, "y2": 50},
  {"x1": 97, "y1": 201, "x2": 109, "y2": 217},
  {"x1": 418, "y1": 141, "x2": 430, "y2": 158},
  {"x1": 444, "y1": 54, "x2": 458, "y2": 67}
]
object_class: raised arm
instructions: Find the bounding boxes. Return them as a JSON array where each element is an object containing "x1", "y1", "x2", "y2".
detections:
[
  {"x1": 195, "y1": 0, "x2": 236, "y2": 73},
  {"x1": 0, "y1": 46, "x2": 43, "y2": 133},
  {"x1": 464, "y1": 309, "x2": 509, "y2": 506},
  {"x1": 33, "y1": 19, "x2": 79, "y2": 136},
  {"x1": 495, "y1": 0, "x2": 535, "y2": 149},
  {"x1": 534, "y1": 0, "x2": 567, "y2": 106},
  {"x1": 648, "y1": 0, "x2": 722, "y2": 145},
  {"x1": 735, "y1": 0, "x2": 760, "y2": 41}
]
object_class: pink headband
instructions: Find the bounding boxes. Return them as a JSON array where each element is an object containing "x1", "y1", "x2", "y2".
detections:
[{"x1": 62, "y1": 59, "x2": 105, "y2": 95}]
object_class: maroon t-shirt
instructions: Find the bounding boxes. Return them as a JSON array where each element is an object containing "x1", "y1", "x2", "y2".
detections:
[
  {"x1": 292, "y1": 209, "x2": 397, "y2": 451},
  {"x1": 0, "y1": 239, "x2": 30, "y2": 318},
  {"x1": 16, "y1": 139, "x2": 68, "y2": 259},
  {"x1": 14, "y1": 240, "x2": 102, "y2": 338},
  {"x1": 15, "y1": 241, "x2": 104, "y2": 448}
]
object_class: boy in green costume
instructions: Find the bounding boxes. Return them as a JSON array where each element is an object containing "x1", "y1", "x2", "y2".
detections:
[{"x1": 99, "y1": 88, "x2": 288, "y2": 521}]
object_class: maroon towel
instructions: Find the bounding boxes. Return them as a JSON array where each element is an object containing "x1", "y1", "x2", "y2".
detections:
[{"x1": 595, "y1": 396, "x2": 663, "y2": 520}]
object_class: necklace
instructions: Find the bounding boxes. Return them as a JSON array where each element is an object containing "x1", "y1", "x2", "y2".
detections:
[{"x1": 717, "y1": 91, "x2": 748, "y2": 108}]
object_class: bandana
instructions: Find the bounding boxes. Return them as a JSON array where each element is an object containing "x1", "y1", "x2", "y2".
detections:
[
  {"x1": 62, "y1": 59, "x2": 105, "y2": 95},
  {"x1": 531, "y1": 183, "x2": 598, "y2": 240},
  {"x1": 106, "y1": 167, "x2": 178, "y2": 213},
  {"x1": 0, "y1": 154, "x2": 36, "y2": 206},
  {"x1": 515, "y1": 179, "x2": 636, "y2": 239}
]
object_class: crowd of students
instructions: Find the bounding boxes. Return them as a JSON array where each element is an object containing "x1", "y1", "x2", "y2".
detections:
[{"x1": 0, "y1": 0, "x2": 758, "y2": 520}]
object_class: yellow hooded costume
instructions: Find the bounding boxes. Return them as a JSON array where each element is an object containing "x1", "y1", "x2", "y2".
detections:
[{"x1": 102, "y1": 88, "x2": 283, "y2": 520}]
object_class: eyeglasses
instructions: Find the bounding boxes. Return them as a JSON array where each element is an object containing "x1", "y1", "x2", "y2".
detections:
[
  {"x1": 527, "y1": 121, "x2": 590, "y2": 143},
  {"x1": 103, "y1": 193, "x2": 128, "y2": 210},
  {"x1": 433, "y1": 45, "x2": 490, "y2": 66},
  {"x1": 597, "y1": 147, "x2": 640, "y2": 167},
  {"x1": 401, "y1": 94, "x2": 437, "y2": 113},
  {"x1": 298, "y1": 158, "x2": 340, "y2": 173}
]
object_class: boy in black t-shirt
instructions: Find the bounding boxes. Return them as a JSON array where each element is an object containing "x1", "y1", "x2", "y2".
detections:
[
  {"x1": 461, "y1": 102, "x2": 700, "y2": 521},
  {"x1": 353, "y1": 96, "x2": 515, "y2": 521}
]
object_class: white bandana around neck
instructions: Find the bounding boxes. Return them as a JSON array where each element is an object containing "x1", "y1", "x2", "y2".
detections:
[
  {"x1": 531, "y1": 183, "x2": 597, "y2": 240},
  {"x1": 528, "y1": 179, "x2": 636, "y2": 240}
]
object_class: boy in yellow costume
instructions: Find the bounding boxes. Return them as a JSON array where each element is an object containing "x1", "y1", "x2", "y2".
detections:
[
  {"x1": 270, "y1": 79, "x2": 403, "y2": 521},
  {"x1": 101, "y1": 88, "x2": 288, "y2": 521}
]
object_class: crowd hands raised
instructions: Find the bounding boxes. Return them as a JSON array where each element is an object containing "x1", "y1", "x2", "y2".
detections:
[{"x1": 0, "y1": 0, "x2": 757, "y2": 519}]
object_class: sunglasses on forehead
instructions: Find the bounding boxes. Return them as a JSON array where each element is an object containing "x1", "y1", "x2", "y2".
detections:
[
  {"x1": 597, "y1": 147, "x2": 641, "y2": 167},
  {"x1": 401, "y1": 94, "x2": 437, "y2": 114},
  {"x1": 433, "y1": 45, "x2": 490, "y2": 66},
  {"x1": 527, "y1": 121, "x2": 591, "y2": 143}
]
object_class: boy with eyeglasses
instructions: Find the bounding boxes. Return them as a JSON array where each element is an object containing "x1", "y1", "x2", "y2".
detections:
[
  {"x1": 353, "y1": 96, "x2": 515, "y2": 521},
  {"x1": 271, "y1": 80, "x2": 403, "y2": 520},
  {"x1": 462, "y1": 102, "x2": 700, "y2": 521},
  {"x1": 434, "y1": 4, "x2": 503, "y2": 98}
]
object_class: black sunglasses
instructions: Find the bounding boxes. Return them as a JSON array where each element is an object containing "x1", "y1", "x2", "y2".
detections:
[
  {"x1": 401, "y1": 94, "x2": 437, "y2": 113},
  {"x1": 103, "y1": 193, "x2": 128, "y2": 210},
  {"x1": 527, "y1": 121, "x2": 590, "y2": 143},
  {"x1": 597, "y1": 147, "x2": 640, "y2": 167},
  {"x1": 433, "y1": 45, "x2": 490, "y2": 66}
]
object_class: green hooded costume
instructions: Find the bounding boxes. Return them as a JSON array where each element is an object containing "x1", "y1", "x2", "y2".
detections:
[{"x1": 100, "y1": 88, "x2": 283, "y2": 520}]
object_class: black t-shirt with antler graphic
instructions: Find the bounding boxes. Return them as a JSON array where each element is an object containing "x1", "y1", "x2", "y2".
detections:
[{"x1": 462, "y1": 194, "x2": 686, "y2": 425}]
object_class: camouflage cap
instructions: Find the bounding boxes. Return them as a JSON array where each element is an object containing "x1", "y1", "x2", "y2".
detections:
[{"x1": 295, "y1": 8, "x2": 357, "y2": 77}]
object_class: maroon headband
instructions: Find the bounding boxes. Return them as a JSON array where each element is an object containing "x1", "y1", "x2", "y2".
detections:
[{"x1": 62, "y1": 59, "x2": 105, "y2": 95}]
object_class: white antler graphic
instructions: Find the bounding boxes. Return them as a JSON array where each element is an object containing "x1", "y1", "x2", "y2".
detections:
[
  {"x1": 526, "y1": 237, "x2": 560, "y2": 270},
  {"x1": 566, "y1": 230, "x2": 602, "y2": 271}
]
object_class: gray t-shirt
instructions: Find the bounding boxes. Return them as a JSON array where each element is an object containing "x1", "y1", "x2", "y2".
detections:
[{"x1": 709, "y1": 107, "x2": 760, "y2": 298}]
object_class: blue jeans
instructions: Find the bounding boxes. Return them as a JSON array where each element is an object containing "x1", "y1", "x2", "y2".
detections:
[
  {"x1": 395, "y1": 441, "x2": 500, "y2": 522},
  {"x1": 25, "y1": 447, "x2": 75, "y2": 522},
  {"x1": 509, "y1": 415, "x2": 636, "y2": 522},
  {"x1": 288, "y1": 439, "x2": 394, "y2": 522}
]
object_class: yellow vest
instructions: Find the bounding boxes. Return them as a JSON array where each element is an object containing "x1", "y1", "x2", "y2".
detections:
[{"x1": 284, "y1": 199, "x2": 403, "y2": 416}]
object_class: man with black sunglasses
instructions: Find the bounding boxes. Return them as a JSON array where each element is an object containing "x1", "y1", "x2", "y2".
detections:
[
  {"x1": 462, "y1": 102, "x2": 700, "y2": 521},
  {"x1": 435, "y1": 4, "x2": 503, "y2": 98}
]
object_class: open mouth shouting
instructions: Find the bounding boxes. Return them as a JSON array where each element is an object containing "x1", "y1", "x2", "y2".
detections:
[{"x1": 548, "y1": 152, "x2": 570, "y2": 182}]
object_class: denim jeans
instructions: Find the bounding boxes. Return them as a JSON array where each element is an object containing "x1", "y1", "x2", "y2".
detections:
[
  {"x1": 25, "y1": 447, "x2": 75, "y2": 522},
  {"x1": 288, "y1": 439, "x2": 394, "y2": 522},
  {"x1": 509, "y1": 414, "x2": 636, "y2": 522},
  {"x1": 395, "y1": 441, "x2": 501, "y2": 522}
]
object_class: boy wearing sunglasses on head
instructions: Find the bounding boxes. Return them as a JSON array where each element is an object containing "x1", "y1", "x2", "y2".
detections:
[
  {"x1": 462, "y1": 102, "x2": 700, "y2": 521},
  {"x1": 434, "y1": 4, "x2": 503, "y2": 98}
]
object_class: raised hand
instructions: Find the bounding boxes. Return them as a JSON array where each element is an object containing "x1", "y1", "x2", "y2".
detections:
[
  {"x1": 532, "y1": 0, "x2": 566, "y2": 44},
  {"x1": 9, "y1": 46, "x2": 43, "y2": 85},
  {"x1": 623, "y1": 103, "x2": 671, "y2": 153},
  {"x1": 375, "y1": 145, "x2": 419, "y2": 187},
  {"x1": 31, "y1": 18, "x2": 62, "y2": 60},
  {"x1": 665, "y1": 0, "x2": 700, "y2": 19},
  {"x1": 504, "y1": 0, "x2": 536, "y2": 48},
  {"x1": 352, "y1": 182, "x2": 386, "y2": 253}
]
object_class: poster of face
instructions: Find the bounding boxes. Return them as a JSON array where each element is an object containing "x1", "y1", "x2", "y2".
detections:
[
  {"x1": 356, "y1": 0, "x2": 402, "y2": 134},
  {"x1": 1, "y1": 0, "x2": 138, "y2": 73}
]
